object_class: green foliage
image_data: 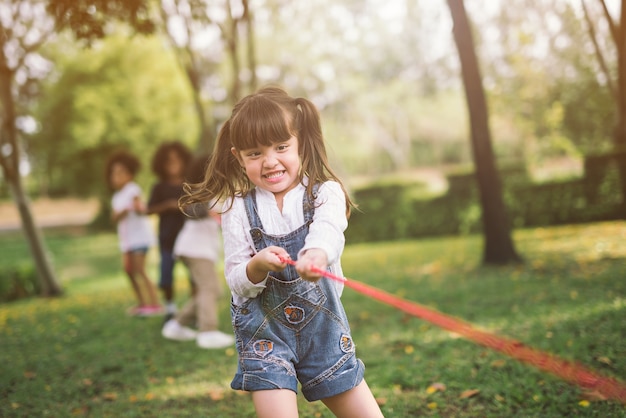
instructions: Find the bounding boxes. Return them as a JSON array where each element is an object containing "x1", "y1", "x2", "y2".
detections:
[
  {"x1": 47, "y1": 0, "x2": 155, "y2": 42},
  {"x1": 29, "y1": 35, "x2": 198, "y2": 198},
  {"x1": 0, "y1": 263, "x2": 39, "y2": 302},
  {"x1": 1, "y1": 222, "x2": 626, "y2": 416}
]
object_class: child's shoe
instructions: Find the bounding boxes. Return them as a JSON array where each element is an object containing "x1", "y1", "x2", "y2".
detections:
[
  {"x1": 196, "y1": 330, "x2": 235, "y2": 349},
  {"x1": 137, "y1": 305, "x2": 165, "y2": 317},
  {"x1": 162, "y1": 319, "x2": 197, "y2": 341},
  {"x1": 126, "y1": 306, "x2": 143, "y2": 316}
]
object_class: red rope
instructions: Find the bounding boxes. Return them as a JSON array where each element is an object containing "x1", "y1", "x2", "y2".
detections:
[{"x1": 280, "y1": 257, "x2": 626, "y2": 404}]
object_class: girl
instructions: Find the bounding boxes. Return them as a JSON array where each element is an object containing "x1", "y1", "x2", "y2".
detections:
[
  {"x1": 163, "y1": 154, "x2": 235, "y2": 349},
  {"x1": 106, "y1": 151, "x2": 162, "y2": 316},
  {"x1": 147, "y1": 141, "x2": 193, "y2": 318},
  {"x1": 182, "y1": 87, "x2": 384, "y2": 418}
]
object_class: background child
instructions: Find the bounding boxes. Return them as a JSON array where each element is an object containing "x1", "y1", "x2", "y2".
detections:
[
  {"x1": 147, "y1": 141, "x2": 193, "y2": 319},
  {"x1": 162, "y1": 154, "x2": 235, "y2": 349},
  {"x1": 106, "y1": 151, "x2": 162, "y2": 316},
  {"x1": 182, "y1": 86, "x2": 383, "y2": 418}
]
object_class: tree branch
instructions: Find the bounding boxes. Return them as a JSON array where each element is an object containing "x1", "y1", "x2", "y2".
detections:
[
  {"x1": 582, "y1": 0, "x2": 618, "y2": 98},
  {"x1": 596, "y1": 0, "x2": 619, "y2": 46}
]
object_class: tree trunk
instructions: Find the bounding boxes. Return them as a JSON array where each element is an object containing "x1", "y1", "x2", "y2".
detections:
[
  {"x1": 446, "y1": 0, "x2": 521, "y2": 264},
  {"x1": 614, "y1": 0, "x2": 626, "y2": 212},
  {"x1": 0, "y1": 57, "x2": 62, "y2": 296}
]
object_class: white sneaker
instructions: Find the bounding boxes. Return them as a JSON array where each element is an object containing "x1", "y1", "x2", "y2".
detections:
[
  {"x1": 196, "y1": 331, "x2": 235, "y2": 349},
  {"x1": 162, "y1": 319, "x2": 197, "y2": 341}
]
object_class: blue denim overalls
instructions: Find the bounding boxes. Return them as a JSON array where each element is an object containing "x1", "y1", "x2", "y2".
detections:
[{"x1": 230, "y1": 187, "x2": 364, "y2": 401}]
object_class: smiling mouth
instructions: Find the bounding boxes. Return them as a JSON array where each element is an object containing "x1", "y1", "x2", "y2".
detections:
[{"x1": 263, "y1": 171, "x2": 285, "y2": 179}]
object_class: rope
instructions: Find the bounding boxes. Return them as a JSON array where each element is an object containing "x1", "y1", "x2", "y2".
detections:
[{"x1": 279, "y1": 257, "x2": 626, "y2": 404}]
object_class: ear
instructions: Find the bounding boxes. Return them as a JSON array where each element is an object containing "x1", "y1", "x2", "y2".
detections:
[{"x1": 231, "y1": 147, "x2": 244, "y2": 166}]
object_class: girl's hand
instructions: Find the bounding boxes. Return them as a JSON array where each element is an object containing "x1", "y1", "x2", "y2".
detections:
[
  {"x1": 246, "y1": 246, "x2": 290, "y2": 284},
  {"x1": 133, "y1": 197, "x2": 146, "y2": 214},
  {"x1": 296, "y1": 249, "x2": 328, "y2": 282},
  {"x1": 111, "y1": 209, "x2": 129, "y2": 224}
]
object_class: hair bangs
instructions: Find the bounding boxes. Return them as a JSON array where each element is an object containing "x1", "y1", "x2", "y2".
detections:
[{"x1": 230, "y1": 97, "x2": 294, "y2": 150}]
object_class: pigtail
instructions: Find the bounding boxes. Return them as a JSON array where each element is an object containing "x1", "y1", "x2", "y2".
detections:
[
  {"x1": 295, "y1": 97, "x2": 354, "y2": 216},
  {"x1": 180, "y1": 119, "x2": 250, "y2": 214}
]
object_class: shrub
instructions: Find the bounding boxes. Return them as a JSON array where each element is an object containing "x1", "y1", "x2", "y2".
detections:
[
  {"x1": 346, "y1": 153, "x2": 625, "y2": 243},
  {"x1": 0, "y1": 263, "x2": 40, "y2": 302}
]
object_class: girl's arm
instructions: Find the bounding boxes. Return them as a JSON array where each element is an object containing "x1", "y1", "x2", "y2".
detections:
[
  {"x1": 110, "y1": 208, "x2": 129, "y2": 224},
  {"x1": 146, "y1": 198, "x2": 179, "y2": 215},
  {"x1": 298, "y1": 181, "x2": 347, "y2": 265},
  {"x1": 223, "y1": 198, "x2": 288, "y2": 299}
]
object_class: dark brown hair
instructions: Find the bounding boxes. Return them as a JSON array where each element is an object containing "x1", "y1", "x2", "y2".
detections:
[
  {"x1": 151, "y1": 141, "x2": 193, "y2": 181},
  {"x1": 181, "y1": 85, "x2": 353, "y2": 215},
  {"x1": 105, "y1": 150, "x2": 141, "y2": 191}
]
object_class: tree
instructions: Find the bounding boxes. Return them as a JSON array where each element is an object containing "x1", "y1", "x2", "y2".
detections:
[
  {"x1": 446, "y1": 0, "x2": 521, "y2": 264},
  {"x1": 581, "y1": 0, "x2": 626, "y2": 209},
  {"x1": 1, "y1": 0, "x2": 62, "y2": 296},
  {"x1": 158, "y1": 0, "x2": 258, "y2": 153},
  {"x1": 30, "y1": 35, "x2": 197, "y2": 198},
  {"x1": 0, "y1": 0, "x2": 155, "y2": 297}
]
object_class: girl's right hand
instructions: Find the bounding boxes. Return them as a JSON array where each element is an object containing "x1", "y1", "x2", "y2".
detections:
[{"x1": 246, "y1": 246, "x2": 290, "y2": 284}]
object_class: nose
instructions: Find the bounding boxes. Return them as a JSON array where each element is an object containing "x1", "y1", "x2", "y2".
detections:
[{"x1": 263, "y1": 152, "x2": 278, "y2": 168}]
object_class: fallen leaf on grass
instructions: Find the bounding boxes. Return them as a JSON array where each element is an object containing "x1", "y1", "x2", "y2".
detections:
[
  {"x1": 23, "y1": 371, "x2": 36, "y2": 379},
  {"x1": 490, "y1": 359, "x2": 506, "y2": 368},
  {"x1": 580, "y1": 389, "x2": 608, "y2": 402},
  {"x1": 145, "y1": 393, "x2": 155, "y2": 400},
  {"x1": 71, "y1": 406, "x2": 89, "y2": 416},
  {"x1": 129, "y1": 395, "x2": 138, "y2": 403},
  {"x1": 82, "y1": 378, "x2": 93, "y2": 386},
  {"x1": 578, "y1": 400, "x2": 590, "y2": 407},
  {"x1": 596, "y1": 356, "x2": 612, "y2": 366},
  {"x1": 375, "y1": 397, "x2": 387, "y2": 406},
  {"x1": 426, "y1": 382, "x2": 446, "y2": 394},
  {"x1": 427, "y1": 402, "x2": 437, "y2": 410},
  {"x1": 208, "y1": 389, "x2": 225, "y2": 401},
  {"x1": 102, "y1": 393, "x2": 117, "y2": 401},
  {"x1": 460, "y1": 389, "x2": 480, "y2": 399}
]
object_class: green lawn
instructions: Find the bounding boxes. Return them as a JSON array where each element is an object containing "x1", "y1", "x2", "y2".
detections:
[{"x1": 1, "y1": 222, "x2": 625, "y2": 417}]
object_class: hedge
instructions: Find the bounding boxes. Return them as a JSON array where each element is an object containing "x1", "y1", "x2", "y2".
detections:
[{"x1": 346, "y1": 152, "x2": 625, "y2": 243}]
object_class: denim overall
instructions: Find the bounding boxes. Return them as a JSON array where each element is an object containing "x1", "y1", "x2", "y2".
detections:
[{"x1": 230, "y1": 187, "x2": 364, "y2": 401}]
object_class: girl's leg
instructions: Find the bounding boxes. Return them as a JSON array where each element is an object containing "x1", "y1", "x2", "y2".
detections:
[
  {"x1": 252, "y1": 389, "x2": 299, "y2": 418},
  {"x1": 321, "y1": 380, "x2": 384, "y2": 418},
  {"x1": 130, "y1": 251, "x2": 160, "y2": 306},
  {"x1": 182, "y1": 257, "x2": 219, "y2": 331},
  {"x1": 123, "y1": 252, "x2": 145, "y2": 306}
]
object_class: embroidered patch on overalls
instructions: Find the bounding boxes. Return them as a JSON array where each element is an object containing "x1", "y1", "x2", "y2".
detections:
[
  {"x1": 284, "y1": 305, "x2": 305, "y2": 324},
  {"x1": 339, "y1": 334, "x2": 354, "y2": 353},
  {"x1": 253, "y1": 340, "x2": 274, "y2": 357}
]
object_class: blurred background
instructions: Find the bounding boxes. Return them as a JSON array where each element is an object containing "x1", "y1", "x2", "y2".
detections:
[{"x1": 1, "y1": 0, "x2": 624, "y2": 292}]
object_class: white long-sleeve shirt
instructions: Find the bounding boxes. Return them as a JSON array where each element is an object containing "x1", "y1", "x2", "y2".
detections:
[{"x1": 222, "y1": 181, "x2": 347, "y2": 306}]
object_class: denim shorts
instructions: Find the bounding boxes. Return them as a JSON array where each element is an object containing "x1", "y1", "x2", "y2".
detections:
[
  {"x1": 230, "y1": 278, "x2": 365, "y2": 401},
  {"x1": 127, "y1": 246, "x2": 149, "y2": 254}
]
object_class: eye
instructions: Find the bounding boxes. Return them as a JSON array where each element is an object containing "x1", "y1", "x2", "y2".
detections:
[
  {"x1": 245, "y1": 150, "x2": 261, "y2": 158},
  {"x1": 276, "y1": 143, "x2": 289, "y2": 151}
]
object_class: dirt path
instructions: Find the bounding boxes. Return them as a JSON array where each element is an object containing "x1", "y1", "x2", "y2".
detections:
[{"x1": 0, "y1": 198, "x2": 99, "y2": 231}]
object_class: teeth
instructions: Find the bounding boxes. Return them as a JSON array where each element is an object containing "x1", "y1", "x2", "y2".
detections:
[{"x1": 265, "y1": 171, "x2": 283, "y2": 179}]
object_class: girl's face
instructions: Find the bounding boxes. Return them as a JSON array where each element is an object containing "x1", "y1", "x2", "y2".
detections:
[
  {"x1": 110, "y1": 162, "x2": 133, "y2": 191},
  {"x1": 232, "y1": 136, "x2": 301, "y2": 201}
]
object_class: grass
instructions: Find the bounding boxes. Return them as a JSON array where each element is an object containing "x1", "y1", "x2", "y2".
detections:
[{"x1": 1, "y1": 222, "x2": 626, "y2": 417}]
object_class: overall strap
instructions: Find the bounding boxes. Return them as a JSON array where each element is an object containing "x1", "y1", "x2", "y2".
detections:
[
  {"x1": 243, "y1": 189, "x2": 263, "y2": 230},
  {"x1": 302, "y1": 183, "x2": 320, "y2": 224}
]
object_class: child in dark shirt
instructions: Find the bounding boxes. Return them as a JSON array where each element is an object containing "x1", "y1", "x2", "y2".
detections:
[{"x1": 147, "y1": 141, "x2": 193, "y2": 317}]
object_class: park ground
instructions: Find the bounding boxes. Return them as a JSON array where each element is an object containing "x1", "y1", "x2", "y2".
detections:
[{"x1": 1, "y1": 199, "x2": 625, "y2": 417}]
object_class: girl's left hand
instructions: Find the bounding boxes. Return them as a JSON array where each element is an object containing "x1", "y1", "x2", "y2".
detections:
[{"x1": 296, "y1": 249, "x2": 328, "y2": 282}]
